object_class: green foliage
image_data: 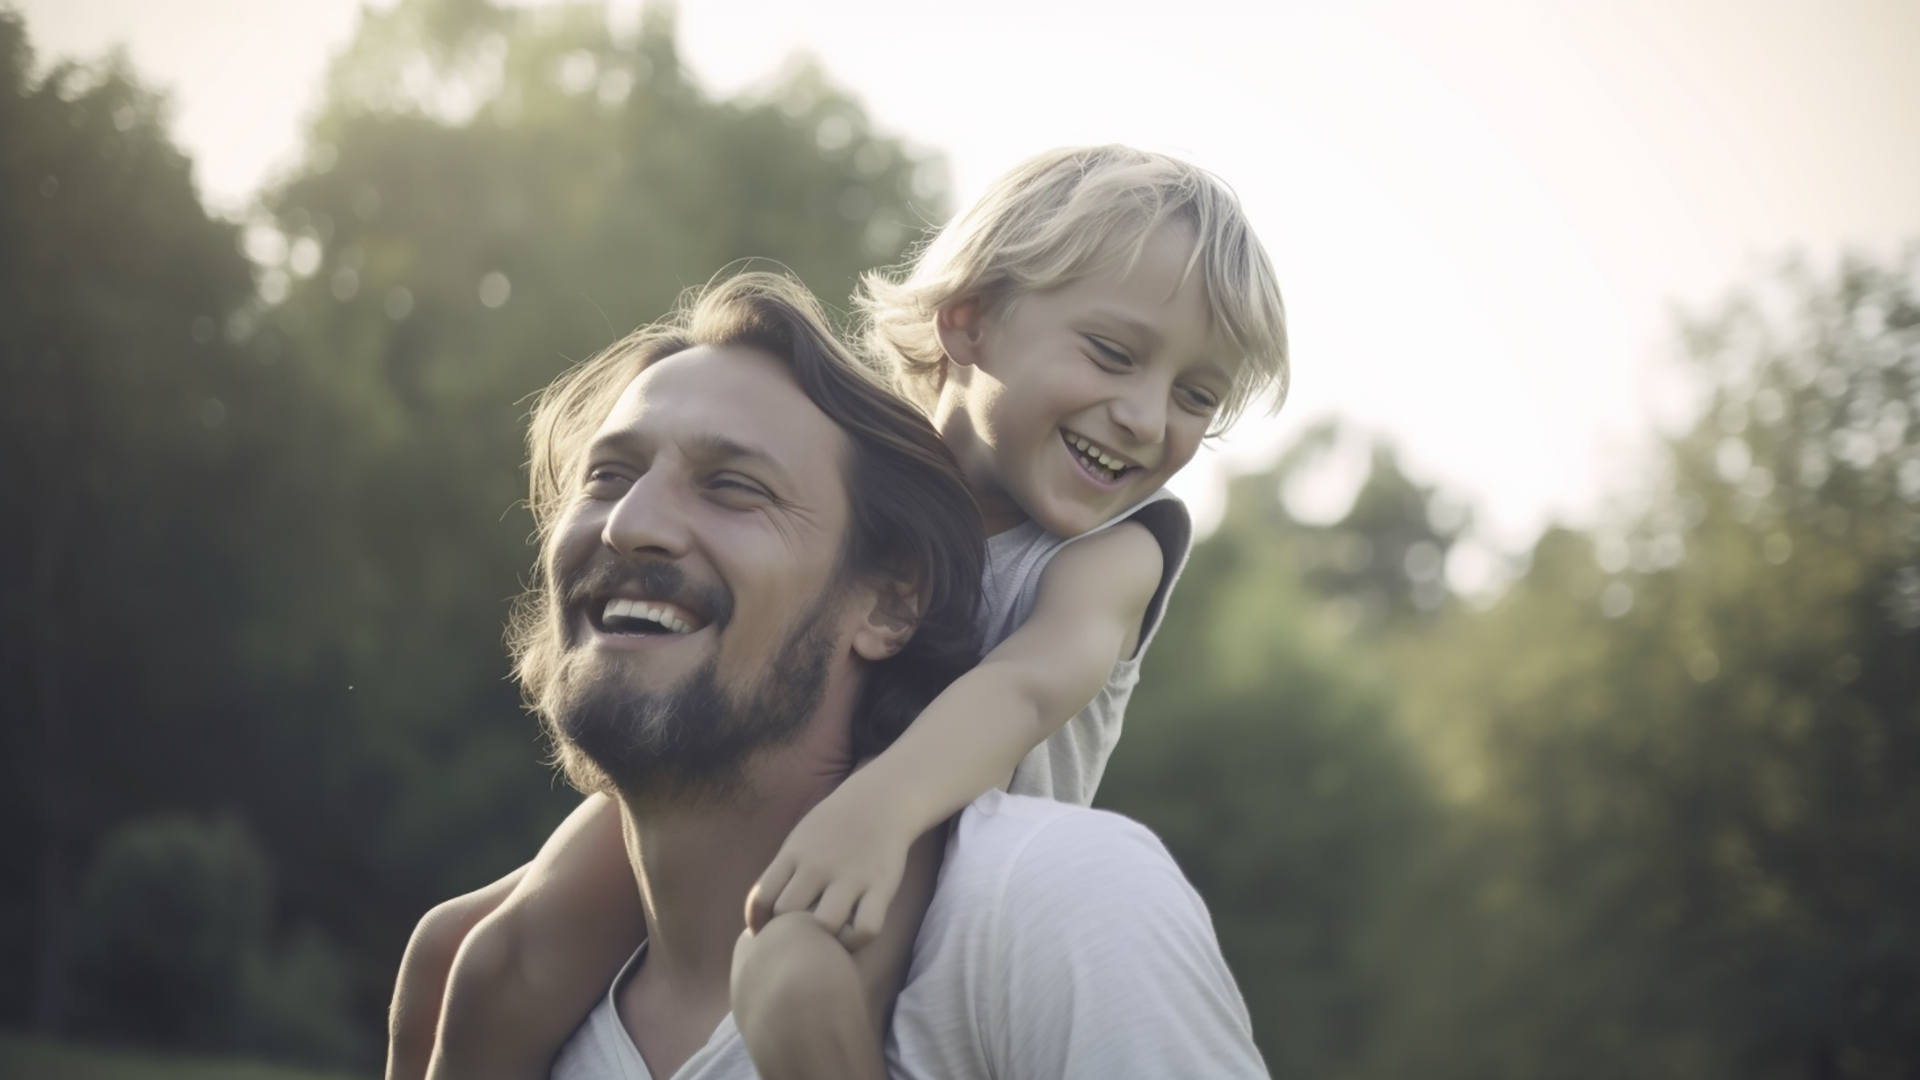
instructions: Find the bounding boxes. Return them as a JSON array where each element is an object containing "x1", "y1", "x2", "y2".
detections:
[
  {"x1": 1101, "y1": 468, "x2": 1437, "y2": 1079},
  {"x1": 0, "y1": 1031, "x2": 361, "y2": 1080},
  {"x1": 69, "y1": 815, "x2": 271, "y2": 1048},
  {"x1": 1271, "y1": 423, "x2": 1462, "y2": 630},
  {"x1": 0, "y1": 3, "x2": 258, "y2": 1029},
  {"x1": 223, "y1": 0, "x2": 943, "y2": 1015},
  {"x1": 1110, "y1": 249, "x2": 1918, "y2": 1080},
  {"x1": 2, "y1": 0, "x2": 942, "y2": 1059},
  {"x1": 233, "y1": 926, "x2": 365, "y2": 1068},
  {"x1": 7, "y1": 1, "x2": 1914, "y2": 1075},
  {"x1": 65, "y1": 814, "x2": 365, "y2": 1065},
  {"x1": 1388, "y1": 248, "x2": 1920, "y2": 1079}
]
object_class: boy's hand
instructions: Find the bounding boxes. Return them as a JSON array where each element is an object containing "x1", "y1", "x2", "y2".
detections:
[{"x1": 746, "y1": 784, "x2": 913, "y2": 951}]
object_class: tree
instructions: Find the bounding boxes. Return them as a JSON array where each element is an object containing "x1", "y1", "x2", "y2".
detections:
[
  {"x1": 1247, "y1": 419, "x2": 1464, "y2": 632},
  {"x1": 1100, "y1": 458, "x2": 1439, "y2": 1079},
  {"x1": 0, "y1": 10, "x2": 255, "y2": 1030},
  {"x1": 2, "y1": 0, "x2": 948, "y2": 1056},
  {"x1": 1390, "y1": 247, "x2": 1920, "y2": 1079},
  {"x1": 226, "y1": 0, "x2": 946, "y2": 1033}
]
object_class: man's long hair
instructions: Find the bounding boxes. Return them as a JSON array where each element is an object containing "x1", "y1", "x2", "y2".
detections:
[{"x1": 508, "y1": 272, "x2": 985, "y2": 768}]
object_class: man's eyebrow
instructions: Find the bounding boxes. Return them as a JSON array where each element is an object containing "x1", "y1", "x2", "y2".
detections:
[
  {"x1": 682, "y1": 433, "x2": 793, "y2": 480},
  {"x1": 583, "y1": 428, "x2": 796, "y2": 485}
]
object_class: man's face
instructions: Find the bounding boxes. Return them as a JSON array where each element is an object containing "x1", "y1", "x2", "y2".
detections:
[{"x1": 538, "y1": 344, "x2": 863, "y2": 799}]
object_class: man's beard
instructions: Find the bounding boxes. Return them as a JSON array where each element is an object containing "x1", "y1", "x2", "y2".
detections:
[{"x1": 543, "y1": 590, "x2": 836, "y2": 805}]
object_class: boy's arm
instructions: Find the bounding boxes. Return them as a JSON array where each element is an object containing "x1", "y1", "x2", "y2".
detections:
[
  {"x1": 387, "y1": 864, "x2": 526, "y2": 1080},
  {"x1": 749, "y1": 521, "x2": 1164, "y2": 944},
  {"x1": 427, "y1": 792, "x2": 643, "y2": 1080}
]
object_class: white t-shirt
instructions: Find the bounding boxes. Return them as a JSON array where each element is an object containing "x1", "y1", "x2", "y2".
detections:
[
  {"x1": 550, "y1": 790, "x2": 1266, "y2": 1080},
  {"x1": 988, "y1": 490, "x2": 1193, "y2": 805}
]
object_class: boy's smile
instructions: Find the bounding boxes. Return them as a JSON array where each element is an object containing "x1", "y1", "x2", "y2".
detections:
[
  {"x1": 1061, "y1": 429, "x2": 1139, "y2": 487},
  {"x1": 934, "y1": 223, "x2": 1237, "y2": 538}
]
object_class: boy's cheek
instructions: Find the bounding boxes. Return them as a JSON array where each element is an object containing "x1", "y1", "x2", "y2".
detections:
[{"x1": 1160, "y1": 429, "x2": 1209, "y2": 475}]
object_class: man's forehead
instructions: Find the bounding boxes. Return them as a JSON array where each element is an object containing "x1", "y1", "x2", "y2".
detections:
[{"x1": 593, "y1": 344, "x2": 847, "y2": 463}]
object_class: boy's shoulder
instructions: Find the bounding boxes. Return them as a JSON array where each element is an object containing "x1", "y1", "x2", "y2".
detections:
[
  {"x1": 1028, "y1": 488, "x2": 1194, "y2": 637},
  {"x1": 1084, "y1": 486, "x2": 1190, "y2": 546},
  {"x1": 1019, "y1": 488, "x2": 1191, "y2": 588},
  {"x1": 1082, "y1": 488, "x2": 1192, "y2": 581}
]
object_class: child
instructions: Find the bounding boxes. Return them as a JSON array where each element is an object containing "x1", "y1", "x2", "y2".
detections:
[{"x1": 389, "y1": 144, "x2": 1288, "y2": 1080}]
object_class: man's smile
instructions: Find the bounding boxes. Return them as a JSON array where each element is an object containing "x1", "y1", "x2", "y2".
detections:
[
  {"x1": 595, "y1": 597, "x2": 702, "y2": 636},
  {"x1": 561, "y1": 556, "x2": 732, "y2": 648}
]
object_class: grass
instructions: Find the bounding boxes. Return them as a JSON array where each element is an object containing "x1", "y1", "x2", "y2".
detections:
[{"x1": 0, "y1": 1032, "x2": 366, "y2": 1080}]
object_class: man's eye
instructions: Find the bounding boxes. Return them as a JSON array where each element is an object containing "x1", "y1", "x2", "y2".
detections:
[
  {"x1": 708, "y1": 475, "x2": 769, "y2": 500},
  {"x1": 584, "y1": 468, "x2": 632, "y2": 495}
]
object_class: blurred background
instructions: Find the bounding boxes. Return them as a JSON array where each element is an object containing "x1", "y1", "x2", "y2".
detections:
[{"x1": 1, "y1": 0, "x2": 1915, "y2": 1076}]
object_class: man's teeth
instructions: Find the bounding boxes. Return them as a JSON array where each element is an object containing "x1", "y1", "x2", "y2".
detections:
[
  {"x1": 601, "y1": 598, "x2": 694, "y2": 634},
  {"x1": 1068, "y1": 434, "x2": 1126, "y2": 476}
]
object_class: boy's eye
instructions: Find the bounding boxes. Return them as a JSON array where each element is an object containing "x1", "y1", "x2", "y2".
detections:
[
  {"x1": 1177, "y1": 384, "x2": 1222, "y2": 413},
  {"x1": 1085, "y1": 336, "x2": 1135, "y2": 369}
]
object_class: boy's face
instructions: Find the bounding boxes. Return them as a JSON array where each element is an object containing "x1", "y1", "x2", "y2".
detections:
[{"x1": 936, "y1": 224, "x2": 1238, "y2": 538}]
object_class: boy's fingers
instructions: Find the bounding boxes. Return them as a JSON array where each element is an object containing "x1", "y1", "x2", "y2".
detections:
[
  {"x1": 771, "y1": 870, "x2": 825, "y2": 918},
  {"x1": 837, "y1": 903, "x2": 879, "y2": 951},
  {"x1": 810, "y1": 883, "x2": 858, "y2": 937},
  {"x1": 839, "y1": 881, "x2": 891, "y2": 951},
  {"x1": 746, "y1": 860, "x2": 794, "y2": 931},
  {"x1": 854, "y1": 884, "x2": 892, "y2": 942}
]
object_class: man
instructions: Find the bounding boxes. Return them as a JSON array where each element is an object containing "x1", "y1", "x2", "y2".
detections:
[{"x1": 407, "y1": 273, "x2": 1267, "y2": 1079}]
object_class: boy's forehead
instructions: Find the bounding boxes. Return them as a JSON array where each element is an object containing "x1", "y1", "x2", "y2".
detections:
[{"x1": 1074, "y1": 228, "x2": 1240, "y2": 371}]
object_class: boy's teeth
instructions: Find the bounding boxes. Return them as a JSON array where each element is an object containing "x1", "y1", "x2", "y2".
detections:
[{"x1": 1069, "y1": 435, "x2": 1124, "y2": 474}]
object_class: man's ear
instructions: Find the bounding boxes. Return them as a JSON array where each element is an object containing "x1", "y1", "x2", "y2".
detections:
[
  {"x1": 934, "y1": 297, "x2": 988, "y2": 369},
  {"x1": 850, "y1": 576, "x2": 922, "y2": 662}
]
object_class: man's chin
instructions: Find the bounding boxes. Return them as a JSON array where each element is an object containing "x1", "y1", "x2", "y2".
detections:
[
  {"x1": 546, "y1": 659, "x2": 721, "y2": 799},
  {"x1": 540, "y1": 607, "x2": 834, "y2": 807}
]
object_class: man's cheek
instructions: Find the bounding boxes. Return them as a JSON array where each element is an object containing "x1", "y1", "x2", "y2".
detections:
[{"x1": 713, "y1": 622, "x2": 784, "y2": 688}]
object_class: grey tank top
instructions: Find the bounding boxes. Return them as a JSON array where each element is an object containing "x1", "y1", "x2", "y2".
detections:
[{"x1": 982, "y1": 489, "x2": 1193, "y2": 806}]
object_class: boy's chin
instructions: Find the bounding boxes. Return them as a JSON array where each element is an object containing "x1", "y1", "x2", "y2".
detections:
[{"x1": 1033, "y1": 496, "x2": 1129, "y2": 539}]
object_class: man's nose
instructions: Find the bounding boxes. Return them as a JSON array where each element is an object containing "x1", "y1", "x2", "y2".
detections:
[
  {"x1": 602, "y1": 470, "x2": 692, "y2": 559},
  {"x1": 1110, "y1": 382, "x2": 1168, "y2": 446}
]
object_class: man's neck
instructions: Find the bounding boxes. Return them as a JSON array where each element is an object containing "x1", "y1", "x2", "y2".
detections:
[{"x1": 612, "y1": 716, "x2": 856, "y2": 1077}]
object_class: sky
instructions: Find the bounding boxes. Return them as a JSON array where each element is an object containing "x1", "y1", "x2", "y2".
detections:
[{"x1": 20, "y1": 0, "x2": 1920, "y2": 588}]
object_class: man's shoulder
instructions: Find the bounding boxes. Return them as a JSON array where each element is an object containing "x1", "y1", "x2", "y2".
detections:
[
  {"x1": 890, "y1": 792, "x2": 1267, "y2": 1080},
  {"x1": 949, "y1": 789, "x2": 1172, "y2": 870},
  {"x1": 932, "y1": 790, "x2": 1200, "y2": 930}
]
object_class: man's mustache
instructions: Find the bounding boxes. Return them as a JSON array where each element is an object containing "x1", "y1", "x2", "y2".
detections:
[{"x1": 558, "y1": 557, "x2": 734, "y2": 631}]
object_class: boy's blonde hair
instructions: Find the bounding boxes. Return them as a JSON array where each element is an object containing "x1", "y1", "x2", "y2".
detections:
[{"x1": 858, "y1": 145, "x2": 1289, "y2": 430}]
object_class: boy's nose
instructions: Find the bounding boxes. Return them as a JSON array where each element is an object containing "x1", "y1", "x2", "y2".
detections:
[
  {"x1": 1109, "y1": 385, "x2": 1167, "y2": 446},
  {"x1": 602, "y1": 470, "x2": 692, "y2": 560}
]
